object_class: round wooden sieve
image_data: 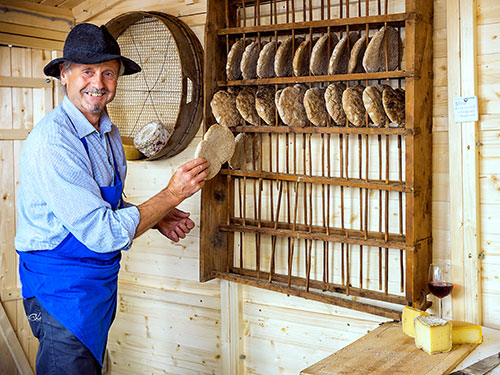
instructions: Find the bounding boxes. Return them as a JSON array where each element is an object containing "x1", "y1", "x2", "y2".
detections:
[{"x1": 105, "y1": 12, "x2": 203, "y2": 160}]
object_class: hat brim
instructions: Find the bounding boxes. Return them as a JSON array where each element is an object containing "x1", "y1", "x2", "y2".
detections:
[{"x1": 43, "y1": 54, "x2": 141, "y2": 78}]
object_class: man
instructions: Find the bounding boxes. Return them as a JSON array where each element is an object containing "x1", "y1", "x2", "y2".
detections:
[{"x1": 15, "y1": 23, "x2": 209, "y2": 374}]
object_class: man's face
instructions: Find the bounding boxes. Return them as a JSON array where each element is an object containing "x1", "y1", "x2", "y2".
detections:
[{"x1": 60, "y1": 60, "x2": 120, "y2": 126}]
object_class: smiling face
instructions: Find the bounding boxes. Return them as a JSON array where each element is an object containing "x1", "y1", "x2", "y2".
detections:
[{"x1": 60, "y1": 60, "x2": 120, "y2": 128}]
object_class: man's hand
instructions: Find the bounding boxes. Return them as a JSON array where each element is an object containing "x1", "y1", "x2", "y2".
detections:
[
  {"x1": 156, "y1": 208, "x2": 195, "y2": 242},
  {"x1": 134, "y1": 158, "x2": 209, "y2": 239},
  {"x1": 164, "y1": 158, "x2": 210, "y2": 206}
]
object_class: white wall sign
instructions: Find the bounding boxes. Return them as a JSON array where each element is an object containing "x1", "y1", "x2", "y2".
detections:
[{"x1": 453, "y1": 96, "x2": 479, "y2": 123}]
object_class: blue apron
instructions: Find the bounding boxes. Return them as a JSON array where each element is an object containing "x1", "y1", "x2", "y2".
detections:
[{"x1": 18, "y1": 118, "x2": 124, "y2": 366}]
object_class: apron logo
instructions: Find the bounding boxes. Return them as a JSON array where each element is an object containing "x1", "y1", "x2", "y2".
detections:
[{"x1": 28, "y1": 312, "x2": 41, "y2": 322}]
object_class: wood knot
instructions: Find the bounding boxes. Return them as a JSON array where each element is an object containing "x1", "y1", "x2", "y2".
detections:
[{"x1": 213, "y1": 189, "x2": 225, "y2": 202}]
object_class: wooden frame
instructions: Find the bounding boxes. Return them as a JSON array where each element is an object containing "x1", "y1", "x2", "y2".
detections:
[{"x1": 200, "y1": 0, "x2": 433, "y2": 319}]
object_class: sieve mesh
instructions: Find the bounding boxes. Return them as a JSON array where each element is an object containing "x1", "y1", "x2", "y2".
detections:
[{"x1": 107, "y1": 16, "x2": 183, "y2": 138}]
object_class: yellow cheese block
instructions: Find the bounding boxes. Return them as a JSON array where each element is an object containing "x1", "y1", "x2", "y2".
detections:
[
  {"x1": 402, "y1": 305, "x2": 429, "y2": 338},
  {"x1": 122, "y1": 142, "x2": 143, "y2": 160},
  {"x1": 414, "y1": 316, "x2": 452, "y2": 355},
  {"x1": 451, "y1": 321, "x2": 483, "y2": 344}
]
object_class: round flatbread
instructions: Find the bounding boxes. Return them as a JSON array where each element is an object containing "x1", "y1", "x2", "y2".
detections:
[
  {"x1": 277, "y1": 84, "x2": 308, "y2": 127},
  {"x1": 311, "y1": 34, "x2": 339, "y2": 76},
  {"x1": 348, "y1": 35, "x2": 369, "y2": 74},
  {"x1": 275, "y1": 36, "x2": 304, "y2": 77},
  {"x1": 255, "y1": 86, "x2": 276, "y2": 125},
  {"x1": 236, "y1": 87, "x2": 260, "y2": 125},
  {"x1": 325, "y1": 82, "x2": 346, "y2": 125},
  {"x1": 229, "y1": 133, "x2": 261, "y2": 170},
  {"x1": 227, "y1": 39, "x2": 249, "y2": 80},
  {"x1": 133, "y1": 122, "x2": 170, "y2": 158},
  {"x1": 328, "y1": 32, "x2": 360, "y2": 75},
  {"x1": 293, "y1": 39, "x2": 313, "y2": 77},
  {"x1": 242, "y1": 41, "x2": 265, "y2": 80},
  {"x1": 195, "y1": 140, "x2": 222, "y2": 180},
  {"x1": 257, "y1": 41, "x2": 278, "y2": 78},
  {"x1": 382, "y1": 86, "x2": 405, "y2": 126},
  {"x1": 195, "y1": 123, "x2": 236, "y2": 180},
  {"x1": 211, "y1": 90, "x2": 243, "y2": 127},
  {"x1": 362, "y1": 26, "x2": 402, "y2": 73},
  {"x1": 342, "y1": 85, "x2": 366, "y2": 127},
  {"x1": 304, "y1": 87, "x2": 328, "y2": 126},
  {"x1": 362, "y1": 86, "x2": 386, "y2": 126}
]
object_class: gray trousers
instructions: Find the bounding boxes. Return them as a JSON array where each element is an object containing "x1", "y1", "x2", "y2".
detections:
[{"x1": 23, "y1": 297, "x2": 102, "y2": 375}]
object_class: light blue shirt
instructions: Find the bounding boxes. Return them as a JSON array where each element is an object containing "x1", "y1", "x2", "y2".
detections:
[{"x1": 15, "y1": 96, "x2": 140, "y2": 253}]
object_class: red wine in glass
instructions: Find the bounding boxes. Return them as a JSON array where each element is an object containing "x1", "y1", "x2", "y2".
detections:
[
  {"x1": 428, "y1": 281, "x2": 453, "y2": 298},
  {"x1": 428, "y1": 263, "x2": 452, "y2": 317}
]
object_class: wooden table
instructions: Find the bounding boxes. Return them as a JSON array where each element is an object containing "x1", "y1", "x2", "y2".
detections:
[{"x1": 301, "y1": 322, "x2": 500, "y2": 375}]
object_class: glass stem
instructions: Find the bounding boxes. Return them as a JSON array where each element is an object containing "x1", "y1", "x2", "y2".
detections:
[{"x1": 439, "y1": 297, "x2": 443, "y2": 319}]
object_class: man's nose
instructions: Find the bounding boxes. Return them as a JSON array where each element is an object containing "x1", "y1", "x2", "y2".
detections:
[{"x1": 90, "y1": 73, "x2": 105, "y2": 88}]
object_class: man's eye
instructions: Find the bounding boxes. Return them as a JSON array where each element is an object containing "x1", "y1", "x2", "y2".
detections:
[{"x1": 104, "y1": 72, "x2": 117, "y2": 79}]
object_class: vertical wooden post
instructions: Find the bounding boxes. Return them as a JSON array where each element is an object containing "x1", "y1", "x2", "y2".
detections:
[
  {"x1": 447, "y1": 0, "x2": 482, "y2": 324},
  {"x1": 220, "y1": 280, "x2": 242, "y2": 375},
  {"x1": 404, "y1": 0, "x2": 434, "y2": 307},
  {"x1": 200, "y1": 0, "x2": 233, "y2": 281}
]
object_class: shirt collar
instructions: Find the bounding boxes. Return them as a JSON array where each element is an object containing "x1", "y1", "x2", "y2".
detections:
[{"x1": 61, "y1": 96, "x2": 113, "y2": 138}]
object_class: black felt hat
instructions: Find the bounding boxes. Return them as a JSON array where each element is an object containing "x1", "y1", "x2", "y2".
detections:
[{"x1": 44, "y1": 23, "x2": 141, "y2": 78}]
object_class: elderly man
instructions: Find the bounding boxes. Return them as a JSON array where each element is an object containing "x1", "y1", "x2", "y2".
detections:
[{"x1": 15, "y1": 23, "x2": 209, "y2": 374}]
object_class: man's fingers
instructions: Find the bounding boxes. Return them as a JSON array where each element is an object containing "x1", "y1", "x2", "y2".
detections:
[
  {"x1": 185, "y1": 218, "x2": 195, "y2": 230},
  {"x1": 167, "y1": 231, "x2": 179, "y2": 242},
  {"x1": 180, "y1": 158, "x2": 209, "y2": 173},
  {"x1": 174, "y1": 226, "x2": 186, "y2": 239}
]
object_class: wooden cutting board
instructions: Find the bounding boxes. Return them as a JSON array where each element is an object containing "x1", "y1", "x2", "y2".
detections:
[{"x1": 301, "y1": 322, "x2": 479, "y2": 375}]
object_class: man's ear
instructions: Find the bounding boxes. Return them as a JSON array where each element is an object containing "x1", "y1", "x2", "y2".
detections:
[{"x1": 59, "y1": 64, "x2": 68, "y2": 85}]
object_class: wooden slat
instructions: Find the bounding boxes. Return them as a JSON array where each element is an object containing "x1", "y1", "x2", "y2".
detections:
[
  {"x1": 0, "y1": 0, "x2": 74, "y2": 19},
  {"x1": 0, "y1": 128, "x2": 31, "y2": 140},
  {"x1": 218, "y1": 12, "x2": 408, "y2": 34},
  {"x1": 0, "y1": 287, "x2": 21, "y2": 303},
  {"x1": 230, "y1": 268, "x2": 408, "y2": 305},
  {"x1": 214, "y1": 272, "x2": 402, "y2": 320},
  {"x1": 0, "y1": 22, "x2": 67, "y2": 42},
  {"x1": 72, "y1": 0, "x2": 123, "y2": 23},
  {"x1": 233, "y1": 124, "x2": 410, "y2": 135},
  {"x1": 200, "y1": 0, "x2": 232, "y2": 282},
  {"x1": 222, "y1": 170, "x2": 413, "y2": 192},
  {"x1": 220, "y1": 223, "x2": 414, "y2": 250},
  {"x1": 447, "y1": 0, "x2": 482, "y2": 324},
  {"x1": 0, "y1": 10, "x2": 72, "y2": 33},
  {"x1": 220, "y1": 281, "x2": 242, "y2": 375},
  {"x1": 0, "y1": 32, "x2": 64, "y2": 50},
  {"x1": 0, "y1": 302, "x2": 34, "y2": 375},
  {"x1": 220, "y1": 70, "x2": 409, "y2": 86},
  {"x1": 459, "y1": 0, "x2": 481, "y2": 325},
  {"x1": 0, "y1": 75, "x2": 52, "y2": 88}
]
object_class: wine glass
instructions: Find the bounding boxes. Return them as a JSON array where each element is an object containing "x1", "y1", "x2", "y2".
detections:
[{"x1": 428, "y1": 263, "x2": 453, "y2": 318}]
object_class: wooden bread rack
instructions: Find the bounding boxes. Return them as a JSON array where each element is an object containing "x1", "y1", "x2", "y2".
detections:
[{"x1": 200, "y1": 0, "x2": 433, "y2": 319}]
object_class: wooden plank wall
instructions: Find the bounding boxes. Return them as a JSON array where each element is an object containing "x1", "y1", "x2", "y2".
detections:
[{"x1": 0, "y1": 0, "x2": 498, "y2": 373}]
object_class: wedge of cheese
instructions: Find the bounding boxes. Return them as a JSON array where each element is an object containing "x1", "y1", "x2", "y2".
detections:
[
  {"x1": 451, "y1": 321, "x2": 483, "y2": 344},
  {"x1": 402, "y1": 305, "x2": 429, "y2": 338},
  {"x1": 414, "y1": 316, "x2": 452, "y2": 355}
]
